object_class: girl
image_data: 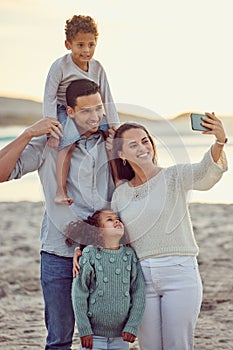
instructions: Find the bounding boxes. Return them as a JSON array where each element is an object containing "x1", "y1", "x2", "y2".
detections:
[{"x1": 67, "y1": 209, "x2": 145, "y2": 350}]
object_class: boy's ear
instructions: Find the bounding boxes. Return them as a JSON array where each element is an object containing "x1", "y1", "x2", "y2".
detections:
[
  {"x1": 65, "y1": 40, "x2": 71, "y2": 50},
  {"x1": 66, "y1": 106, "x2": 74, "y2": 118}
]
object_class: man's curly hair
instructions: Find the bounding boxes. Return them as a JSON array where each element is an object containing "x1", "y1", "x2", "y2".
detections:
[{"x1": 65, "y1": 15, "x2": 99, "y2": 42}]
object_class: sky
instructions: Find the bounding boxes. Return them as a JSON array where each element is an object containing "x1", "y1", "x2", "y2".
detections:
[{"x1": 1, "y1": 0, "x2": 233, "y2": 117}]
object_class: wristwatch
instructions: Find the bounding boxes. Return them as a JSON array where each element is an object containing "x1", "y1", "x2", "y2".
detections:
[{"x1": 215, "y1": 138, "x2": 228, "y2": 145}]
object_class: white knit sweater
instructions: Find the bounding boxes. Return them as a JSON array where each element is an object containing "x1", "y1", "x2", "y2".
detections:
[{"x1": 111, "y1": 149, "x2": 227, "y2": 260}]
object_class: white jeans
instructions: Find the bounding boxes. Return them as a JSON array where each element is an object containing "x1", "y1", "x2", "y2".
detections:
[{"x1": 138, "y1": 256, "x2": 203, "y2": 350}]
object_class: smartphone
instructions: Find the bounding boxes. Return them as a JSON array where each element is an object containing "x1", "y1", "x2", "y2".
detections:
[{"x1": 190, "y1": 113, "x2": 211, "y2": 131}]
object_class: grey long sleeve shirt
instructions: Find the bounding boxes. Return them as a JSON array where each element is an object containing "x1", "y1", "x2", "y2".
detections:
[{"x1": 10, "y1": 132, "x2": 115, "y2": 257}]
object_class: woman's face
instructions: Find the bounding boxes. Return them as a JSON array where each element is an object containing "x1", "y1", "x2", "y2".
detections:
[{"x1": 118, "y1": 128, "x2": 155, "y2": 166}]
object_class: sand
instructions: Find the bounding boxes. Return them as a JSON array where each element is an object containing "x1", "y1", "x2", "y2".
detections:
[{"x1": 0, "y1": 201, "x2": 232, "y2": 350}]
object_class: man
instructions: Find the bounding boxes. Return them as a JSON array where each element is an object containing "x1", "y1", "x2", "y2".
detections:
[{"x1": 0, "y1": 79, "x2": 116, "y2": 349}]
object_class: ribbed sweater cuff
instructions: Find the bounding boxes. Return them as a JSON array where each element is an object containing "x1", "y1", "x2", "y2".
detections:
[
  {"x1": 78, "y1": 326, "x2": 94, "y2": 338},
  {"x1": 123, "y1": 325, "x2": 138, "y2": 337}
]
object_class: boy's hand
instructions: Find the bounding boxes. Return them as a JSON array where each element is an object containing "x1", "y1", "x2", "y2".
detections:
[
  {"x1": 73, "y1": 247, "x2": 82, "y2": 278},
  {"x1": 122, "y1": 332, "x2": 136, "y2": 343},
  {"x1": 105, "y1": 126, "x2": 117, "y2": 154},
  {"x1": 81, "y1": 335, "x2": 93, "y2": 349}
]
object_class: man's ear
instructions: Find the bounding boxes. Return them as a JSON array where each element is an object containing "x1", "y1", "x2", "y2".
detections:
[
  {"x1": 66, "y1": 106, "x2": 74, "y2": 118},
  {"x1": 65, "y1": 40, "x2": 71, "y2": 50}
]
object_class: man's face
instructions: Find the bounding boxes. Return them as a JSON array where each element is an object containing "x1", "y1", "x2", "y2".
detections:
[{"x1": 67, "y1": 92, "x2": 103, "y2": 136}]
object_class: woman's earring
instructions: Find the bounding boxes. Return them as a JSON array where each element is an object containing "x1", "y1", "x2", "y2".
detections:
[{"x1": 123, "y1": 159, "x2": 126, "y2": 166}]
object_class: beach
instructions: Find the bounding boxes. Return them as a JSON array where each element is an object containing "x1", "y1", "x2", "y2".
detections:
[
  {"x1": 0, "y1": 98, "x2": 232, "y2": 348},
  {"x1": 0, "y1": 201, "x2": 232, "y2": 350}
]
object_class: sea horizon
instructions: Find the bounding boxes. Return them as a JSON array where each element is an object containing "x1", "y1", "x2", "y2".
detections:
[{"x1": 0, "y1": 125, "x2": 232, "y2": 204}]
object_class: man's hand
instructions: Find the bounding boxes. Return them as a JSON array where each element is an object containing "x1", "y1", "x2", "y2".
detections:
[
  {"x1": 25, "y1": 117, "x2": 63, "y2": 140},
  {"x1": 80, "y1": 335, "x2": 93, "y2": 350},
  {"x1": 122, "y1": 332, "x2": 136, "y2": 343}
]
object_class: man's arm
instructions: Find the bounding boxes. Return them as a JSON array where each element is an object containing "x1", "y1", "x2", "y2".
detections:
[{"x1": 0, "y1": 118, "x2": 62, "y2": 182}]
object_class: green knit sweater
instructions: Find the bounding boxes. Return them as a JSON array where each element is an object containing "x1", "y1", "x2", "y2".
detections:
[{"x1": 72, "y1": 245, "x2": 145, "y2": 338}]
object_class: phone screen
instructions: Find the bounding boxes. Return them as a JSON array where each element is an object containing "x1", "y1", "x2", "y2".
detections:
[{"x1": 190, "y1": 113, "x2": 210, "y2": 131}]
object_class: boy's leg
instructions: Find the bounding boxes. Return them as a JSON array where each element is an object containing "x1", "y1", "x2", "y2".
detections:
[
  {"x1": 55, "y1": 144, "x2": 75, "y2": 205},
  {"x1": 40, "y1": 252, "x2": 75, "y2": 350},
  {"x1": 46, "y1": 104, "x2": 67, "y2": 148}
]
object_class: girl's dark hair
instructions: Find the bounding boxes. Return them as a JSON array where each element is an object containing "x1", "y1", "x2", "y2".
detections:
[
  {"x1": 65, "y1": 210, "x2": 103, "y2": 248},
  {"x1": 65, "y1": 209, "x2": 130, "y2": 247},
  {"x1": 65, "y1": 15, "x2": 99, "y2": 42},
  {"x1": 113, "y1": 122, "x2": 157, "y2": 180}
]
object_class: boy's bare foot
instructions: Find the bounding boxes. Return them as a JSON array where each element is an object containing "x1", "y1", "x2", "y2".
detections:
[
  {"x1": 54, "y1": 194, "x2": 74, "y2": 205},
  {"x1": 47, "y1": 136, "x2": 60, "y2": 148}
]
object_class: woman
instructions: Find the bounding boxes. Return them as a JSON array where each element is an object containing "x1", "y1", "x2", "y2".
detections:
[{"x1": 111, "y1": 112, "x2": 228, "y2": 350}]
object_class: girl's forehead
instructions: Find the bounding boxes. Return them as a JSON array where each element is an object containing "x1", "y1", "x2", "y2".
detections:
[{"x1": 100, "y1": 210, "x2": 117, "y2": 218}]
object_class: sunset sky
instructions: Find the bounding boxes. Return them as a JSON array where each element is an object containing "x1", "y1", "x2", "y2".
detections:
[{"x1": 1, "y1": 0, "x2": 233, "y2": 117}]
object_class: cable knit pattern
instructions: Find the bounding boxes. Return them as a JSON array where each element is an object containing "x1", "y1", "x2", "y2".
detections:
[
  {"x1": 111, "y1": 149, "x2": 228, "y2": 260},
  {"x1": 72, "y1": 245, "x2": 145, "y2": 338}
]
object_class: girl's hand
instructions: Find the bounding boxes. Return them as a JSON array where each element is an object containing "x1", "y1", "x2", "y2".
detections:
[
  {"x1": 73, "y1": 247, "x2": 82, "y2": 278},
  {"x1": 80, "y1": 335, "x2": 93, "y2": 350},
  {"x1": 201, "y1": 112, "x2": 226, "y2": 142},
  {"x1": 122, "y1": 332, "x2": 136, "y2": 343}
]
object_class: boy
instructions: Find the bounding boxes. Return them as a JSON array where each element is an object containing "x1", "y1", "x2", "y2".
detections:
[{"x1": 43, "y1": 15, "x2": 119, "y2": 205}]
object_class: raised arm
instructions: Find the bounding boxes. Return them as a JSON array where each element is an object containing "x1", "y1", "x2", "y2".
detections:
[
  {"x1": 0, "y1": 118, "x2": 62, "y2": 182},
  {"x1": 201, "y1": 112, "x2": 227, "y2": 162}
]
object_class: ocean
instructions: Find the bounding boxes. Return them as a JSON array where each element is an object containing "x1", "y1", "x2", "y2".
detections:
[{"x1": 0, "y1": 125, "x2": 232, "y2": 203}]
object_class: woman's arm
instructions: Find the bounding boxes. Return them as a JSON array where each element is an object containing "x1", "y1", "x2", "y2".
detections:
[{"x1": 201, "y1": 112, "x2": 227, "y2": 163}]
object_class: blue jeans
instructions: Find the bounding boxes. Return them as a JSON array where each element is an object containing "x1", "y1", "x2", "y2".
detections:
[
  {"x1": 80, "y1": 336, "x2": 129, "y2": 350},
  {"x1": 40, "y1": 251, "x2": 75, "y2": 350}
]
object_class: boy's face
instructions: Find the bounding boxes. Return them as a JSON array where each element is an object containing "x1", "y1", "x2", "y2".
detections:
[
  {"x1": 67, "y1": 92, "x2": 103, "y2": 137},
  {"x1": 65, "y1": 32, "x2": 96, "y2": 70}
]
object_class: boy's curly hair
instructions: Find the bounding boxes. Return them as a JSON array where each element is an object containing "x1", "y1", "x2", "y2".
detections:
[{"x1": 65, "y1": 15, "x2": 99, "y2": 42}]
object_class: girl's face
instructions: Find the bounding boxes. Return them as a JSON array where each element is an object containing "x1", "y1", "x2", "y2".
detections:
[
  {"x1": 118, "y1": 128, "x2": 155, "y2": 165},
  {"x1": 99, "y1": 210, "x2": 124, "y2": 242}
]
